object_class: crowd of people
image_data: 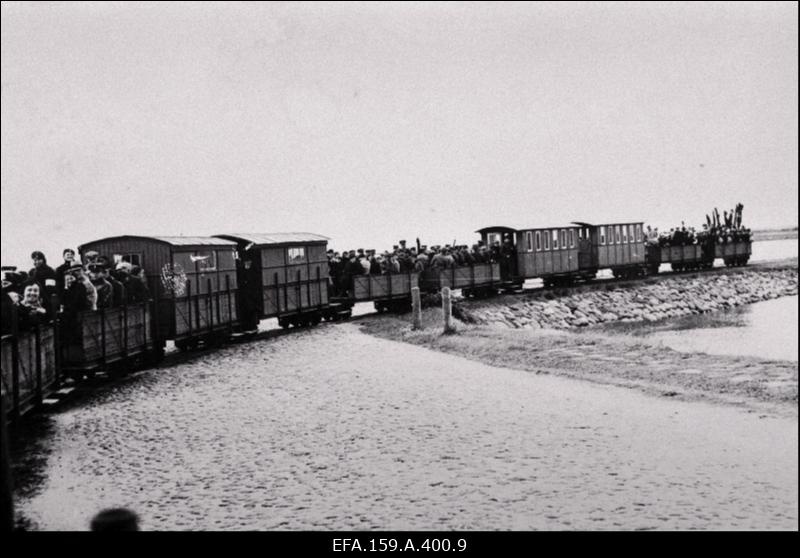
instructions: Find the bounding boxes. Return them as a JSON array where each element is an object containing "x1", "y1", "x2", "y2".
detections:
[
  {"x1": 1, "y1": 248, "x2": 150, "y2": 335},
  {"x1": 326, "y1": 237, "x2": 517, "y2": 296},
  {"x1": 646, "y1": 204, "x2": 752, "y2": 247}
]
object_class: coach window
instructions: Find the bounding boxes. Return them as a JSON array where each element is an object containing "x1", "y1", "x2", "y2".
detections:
[
  {"x1": 559, "y1": 229, "x2": 566, "y2": 249},
  {"x1": 569, "y1": 229, "x2": 575, "y2": 248},
  {"x1": 193, "y1": 251, "x2": 217, "y2": 271},
  {"x1": 636, "y1": 224, "x2": 643, "y2": 242},
  {"x1": 525, "y1": 231, "x2": 533, "y2": 252},
  {"x1": 600, "y1": 226, "x2": 606, "y2": 245},
  {"x1": 544, "y1": 231, "x2": 550, "y2": 250},
  {"x1": 622, "y1": 225, "x2": 628, "y2": 244},
  {"x1": 288, "y1": 247, "x2": 306, "y2": 263},
  {"x1": 615, "y1": 225, "x2": 621, "y2": 244},
  {"x1": 552, "y1": 230, "x2": 558, "y2": 250},
  {"x1": 535, "y1": 231, "x2": 542, "y2": 251}
]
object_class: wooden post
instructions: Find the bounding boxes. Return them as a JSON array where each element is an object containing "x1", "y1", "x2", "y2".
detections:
[
  {"x1": 411, "y1": 286, "x2": 422, "y2": 330},
  {"x1": 442, "y1": 287, "x2": 454, "y2": 334}
]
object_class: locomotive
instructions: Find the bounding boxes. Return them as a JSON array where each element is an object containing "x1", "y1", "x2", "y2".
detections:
[{"x1": 1, "y1": 220, "x2": 753, "y2": 420}]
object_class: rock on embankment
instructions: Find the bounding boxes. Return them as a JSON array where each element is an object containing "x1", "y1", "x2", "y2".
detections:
[{"x1": 456, "y1": 269, "x2": 798, "y2": 330}]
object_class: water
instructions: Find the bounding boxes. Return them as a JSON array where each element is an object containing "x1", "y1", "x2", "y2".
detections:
[
  {"x1": 640, "y1": 296, "x2": 798, "y2": 362},
  {"x1": 751, "y1": 238, "x2": 797, "y2": 262}
]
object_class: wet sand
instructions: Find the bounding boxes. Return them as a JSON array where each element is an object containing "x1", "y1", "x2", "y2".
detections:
[{"x1": 13, "y1": 323, "x2": 798, "y2": 530}]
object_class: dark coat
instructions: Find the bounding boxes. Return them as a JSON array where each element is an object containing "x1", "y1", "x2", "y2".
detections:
[
  {"x1": 125, "y1": 277, "x2": 150, "y2": 304},
  {"x1": 62, "y1": 280, "x2": 90, "y2": 314},
  {"x1": 108, "y1": 277, "x2": 126, "y2": 307}
]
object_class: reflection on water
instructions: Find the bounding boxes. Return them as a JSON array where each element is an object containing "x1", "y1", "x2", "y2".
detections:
[{"x1": 640, "y1": 296, "x2": 798, "y2": 361}]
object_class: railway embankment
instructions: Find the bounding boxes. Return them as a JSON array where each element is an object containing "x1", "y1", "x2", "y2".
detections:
[
  {"x1": 454, "y1": 264, "x2": 797, "y2": 330},
  {"x1": 358, "y1": 261, "x2": 798, "y2": 415}
]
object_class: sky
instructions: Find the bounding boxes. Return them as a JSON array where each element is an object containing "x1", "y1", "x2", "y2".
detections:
[{"x1": 2, "y1": 1, "x2": 797, "y2": 269}]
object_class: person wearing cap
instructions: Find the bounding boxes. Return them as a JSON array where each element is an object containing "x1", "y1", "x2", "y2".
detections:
[
  {"x1": 55, "y1": 249, "x2": 78, "y2": 294},
  {"x1": 28, "y1": 251, "x2": 57, "y2": 299},
  {"x1": 62, "y1": 263, "x2": 96, "y2": 314},
  {"x1": 88, "y1": 263, "x2": 113, "y2": 309},
  {"x1": 83, "y1": 251, "x2": 100, "y2": 267}
]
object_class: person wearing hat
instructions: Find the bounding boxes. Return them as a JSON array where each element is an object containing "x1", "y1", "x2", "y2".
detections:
[{"x1": 28, "y1": 251, "x2": 57, "y2": 300}]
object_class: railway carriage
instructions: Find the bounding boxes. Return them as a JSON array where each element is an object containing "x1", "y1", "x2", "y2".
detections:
[
  {"x1": 351, "y1": 272, "x2": 418, "y2": 312},
  {"x1": 1, "y1": 324, "x2": 58, "y2": 420},
  {"x1": 60, "y1": 302, "x2": 155, "y2": 373},
  {"x1": 79, "y1": 236, "x2": 240, "y2": 349},
  {"x1": 477, "y1": 225, "x2": 592, "y2": 287},
  {"x1": 214, "y1": 233, "x2": 349, "y2": 328},
  {"x1": 575, "y1": 221, "x2": 647, "y2": 279},
  {"x1": 715, "y1": 241, "x2": 752, "y2": 267}
]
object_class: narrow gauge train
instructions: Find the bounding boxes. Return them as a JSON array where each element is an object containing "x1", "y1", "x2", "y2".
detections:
[{"x1": 1, "y1": 222, "x2": 752, "y2": 420}]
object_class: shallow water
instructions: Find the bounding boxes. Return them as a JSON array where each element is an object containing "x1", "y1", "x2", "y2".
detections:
[{"x1": 637, "y1": 296, "x2": 798, "y2": 362}]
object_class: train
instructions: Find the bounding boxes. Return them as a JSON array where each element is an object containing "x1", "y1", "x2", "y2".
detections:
[{"x1": 1, "y1": 220, "x2": 752, "y2": 420}]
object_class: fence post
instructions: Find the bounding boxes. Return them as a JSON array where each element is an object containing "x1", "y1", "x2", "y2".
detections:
[
  {"x1": 411, "y1": 287, "x2": 422, "y2": 330},
  {"x1": 442, "y1": 287, "x2": 454, "y2": 334},
  {"x1": 11, "y1": 336, "x2": 20, "y2": 422},
  {"x1": 207, "y1": 278, "x2": 214, "y2": 335},
  {"x1": 35, "y1": 325, "x2": 43, "y2": 406},
  {"x1": 50, "y1": 294, "x2": 61, "y2": 383}
]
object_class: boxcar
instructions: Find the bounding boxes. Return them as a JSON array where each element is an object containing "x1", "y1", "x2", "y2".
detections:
[
  {"x1": 215, "y1": 233, "x2": 338, "y2": 327},
  {"x1": 1, "y1": 324, "x2": 58, "y2": 419},
  {"x1": 79, "y1": 236, "x2": 239, "y2": 345}
]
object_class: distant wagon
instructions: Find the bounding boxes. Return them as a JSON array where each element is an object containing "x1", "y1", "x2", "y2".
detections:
[
  {"x1": 477, "y1": 224, "x2": 591, "y2": 287},
  {"x1": 79, "y1": 236, "x2": 239, "y2": 349},
  {"x1": 574, "y1": 221, "x2": 647, "y2": 279}
]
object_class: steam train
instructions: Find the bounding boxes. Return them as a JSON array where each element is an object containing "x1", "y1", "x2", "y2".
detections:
[{"x1": 1, "y1": 221, "x2": 752, "y2": 420}]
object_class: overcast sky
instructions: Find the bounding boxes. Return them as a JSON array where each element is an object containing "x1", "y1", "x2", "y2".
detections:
[{"x1": 2, "y1": 1, "x2": 797, "y2": 268}]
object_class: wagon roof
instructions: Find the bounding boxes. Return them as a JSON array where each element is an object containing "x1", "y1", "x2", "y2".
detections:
[
  {"x1": 475, "y1": 226, "x2": 519, "y2": 234},
  {"x1": 477, "y1": 224, "x2": 580, "y2": 234},
  {"x1": 215, "y1": 233, "x2": 330, "y2": 246},
  {"x1": 80, "y1": 235, "x2": 236, "y2": 250},
  {"x1": 572, "y1": 220, "x2": 644, "y2": 227}
]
